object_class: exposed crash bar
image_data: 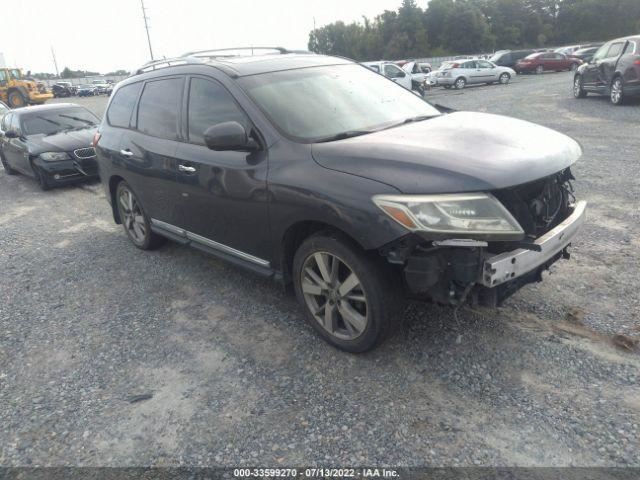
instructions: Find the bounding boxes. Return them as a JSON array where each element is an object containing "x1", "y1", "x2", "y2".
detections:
[{"x1": 480, "y1": 200, "x2": 587, "y2": 287}]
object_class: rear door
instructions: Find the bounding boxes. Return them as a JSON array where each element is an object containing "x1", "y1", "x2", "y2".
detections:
[
  {"x1": 118, "y1": 76, "x2": 184, "y2": 223},
  {"x1": 597, "y1": 41, "x2": 625, "y2": 88},
  {"x1": 172, "y1": 75, "x2": 270, "y2": 262}
]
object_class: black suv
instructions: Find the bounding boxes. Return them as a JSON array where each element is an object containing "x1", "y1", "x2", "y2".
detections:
[
  {"x1": 95, "y1": 48, "x2": 587, "y2": 352},
  {"x1": 489, "y1": 49, "x2": 535, "y2": 69},
  {"x1": 573, "y1": 35, "x2": 640, "y2": 105}
]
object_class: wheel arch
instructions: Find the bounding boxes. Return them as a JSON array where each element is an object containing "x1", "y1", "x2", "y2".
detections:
[{"x1": 280, "y1": 220, "x2": 367, "y2": 285}]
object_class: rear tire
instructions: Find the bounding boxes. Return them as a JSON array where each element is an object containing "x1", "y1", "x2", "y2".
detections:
[
  {"x1": 499, "y1": 73, "x2": 511, "y2": 84},
  {"x1": 115, "y1": 181, "x2": 166, "y2": 250},
  {"x1": 536, "y1": 65, "x2": 544, "y2": 75},
  {"x1": 569, "y1": 63, "x2": 578, "y2": 72},
  {"x1": 0, "y1": 152, "x2": 17, "y2": 175},
  {"x1": 292, "y1": 232, "x2": 401, "y2": 353},
  {"x1": 454, "y1": 77, "x2": 466, "y2": 89},
  {"x1": 610, "y1": 77, "x2": 624, "y2": 105}
]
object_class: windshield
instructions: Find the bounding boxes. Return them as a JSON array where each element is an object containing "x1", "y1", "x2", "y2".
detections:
[
  {"x1": 21, "y1": 107, "x2": 100, "y2": 136},
  {"x1": 489, "y1": 53, "x2": 503, "y2": 62},
  {"x1": 238, "y1": 64, "x2": 440, "y2": 143},
  {"x1": 524, "y1": 53, "x2": 541, "y2": 60}
]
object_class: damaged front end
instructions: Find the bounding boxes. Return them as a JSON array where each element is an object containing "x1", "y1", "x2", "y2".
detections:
[{"x1": 377, "y1": 169, "x2": 587, "y2": 308}]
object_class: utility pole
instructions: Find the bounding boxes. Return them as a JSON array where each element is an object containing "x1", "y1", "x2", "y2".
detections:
[
  {"x1": 51, "y1": 46, "x2": 59, "y2": 77},
  {"x1": 140, "y1": 0, "x2": 154, "y2": 61}
]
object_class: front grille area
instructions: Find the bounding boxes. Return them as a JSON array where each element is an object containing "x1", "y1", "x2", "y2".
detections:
[
  {"x1": 493, "y1": 168, "x2": 575, "y2": 239},
  {"x1": 73, "y1": 147, "x2": 96, "y2": 159}
]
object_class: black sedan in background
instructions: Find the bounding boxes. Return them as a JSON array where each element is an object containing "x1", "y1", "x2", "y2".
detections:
[{"x1": 0, "y1": 103, "x2": 99, "y2": 190}]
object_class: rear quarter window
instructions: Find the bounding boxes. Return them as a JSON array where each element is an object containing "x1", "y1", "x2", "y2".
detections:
[{"x1": 107, "y1": 82, "x2": 143, "y2": 128}]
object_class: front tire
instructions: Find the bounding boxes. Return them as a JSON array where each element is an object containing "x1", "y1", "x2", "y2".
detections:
[
  {"x1": 292, "y1": 232, "x2": 400, "y2": 353},
  {"x1": 573, "y1": 75, "x2": 587, "y2": 98},
  {"x1": 115, "y1": 181, "x2": 166, "y2": 250},
  {"x1": 7, "y1": 90, "x2": 27, "y2": 108},
  {"x1": 35, "y1": 167, "x2": 52, "y2": 191},
  {"x1": 610, "y1": 77, "x2": 624, "y2": 105},
  {"x1": 0, "y1": 152, "x2": 17, "y2": 175}
]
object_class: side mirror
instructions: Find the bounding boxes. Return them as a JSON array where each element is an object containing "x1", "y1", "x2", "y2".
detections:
[
  {"x1": 5, "y1": 130, "x2": 19, "y2": 139},
  {"x1": 203, "y1": 121, "x2": 259, "y2": 152}
]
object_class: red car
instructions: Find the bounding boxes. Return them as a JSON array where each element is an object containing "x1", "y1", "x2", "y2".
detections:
[{"x1": 515, "y1": 52, "x2": 582, "y2": 74}]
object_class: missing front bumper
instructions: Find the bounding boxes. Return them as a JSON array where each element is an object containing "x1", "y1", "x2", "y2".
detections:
[{"x1": 479, "y1": 201, "x2": 587, "y2": 288}]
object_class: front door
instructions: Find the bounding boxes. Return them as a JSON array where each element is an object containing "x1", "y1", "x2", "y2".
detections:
[
  {"x1": 172, "y1": 76, "x2": 270, "y2": 263},
  {"x1": 3, "y1": 114, "x2": 31, "y2": 176},
  {"x1": 597, "y1": 41, "x2": 625, "y2": 89}
]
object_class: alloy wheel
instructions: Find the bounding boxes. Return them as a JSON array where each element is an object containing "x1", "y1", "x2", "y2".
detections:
[
  {"x1": 300, "y1": 252, "x2": 368, "y2": 341},
  {"x1": 455, "y1": 78, "x2": 466, "y2": 89},
  {"x1": 499, "y1": 73, "x2": 510, "y2": 84},
  {"x1": 611, "y1": 79, "x2": 623, "y2": 104},
  {"x1": 118, "y1": 186, "x2": 147, "y2": 245}
]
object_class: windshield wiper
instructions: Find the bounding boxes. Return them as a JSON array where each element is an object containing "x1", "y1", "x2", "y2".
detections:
[
  {"x1": 315, "y1": 130, "x2": 373, "y2": 143},
  {"x1": 58, "y1": 114, "x2": 96, "y2": 125},
  {"x1": 401, "y1": 114, "x2": 436, "y2": 125}
]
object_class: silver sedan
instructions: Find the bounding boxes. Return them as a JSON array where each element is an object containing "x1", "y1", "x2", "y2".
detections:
[{"x1": 435, "y1": 59, "x2": 516, "y2": 89}]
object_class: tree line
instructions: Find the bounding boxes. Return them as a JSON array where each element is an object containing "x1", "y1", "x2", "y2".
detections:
[{"x1": 308, "y1": 0, "x2": 640, "y2": 60}]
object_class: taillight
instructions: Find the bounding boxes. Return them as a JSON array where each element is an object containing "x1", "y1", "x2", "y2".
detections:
[
  {"x1": 634, "y1": 59, "x2": 640, "y2": 65},
  {"x1": 92, "y1": 132, "x2": 101, "y2": 147}
]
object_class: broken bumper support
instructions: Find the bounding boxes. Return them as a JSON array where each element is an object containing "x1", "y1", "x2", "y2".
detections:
[{"x1": 479, "y1": 201, "x2": 587, "y2": 288}]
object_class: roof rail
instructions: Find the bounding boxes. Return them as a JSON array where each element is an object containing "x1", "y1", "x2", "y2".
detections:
[
  {"x1": 181, "y1": 47, "x2": 290, "y2": 59},
  {"x1": 133, "y1": 56, "x2": 204, "y2": 75}
]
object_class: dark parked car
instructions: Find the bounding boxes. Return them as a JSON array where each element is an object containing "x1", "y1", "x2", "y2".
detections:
[
  {"x1": 489, "y1": 49, "x2": 535, "y2": 69},
  {"x1": 573, "y1": 35, "x2": 640, "y2": 105},
  {"x1": 95, "y1": 48, "x2": 586, "y2": 352},
  {"x1": 570, "y1": 45, "x2": 603, "y2": 63},
  {"x1": 52, "y1": 82, "x2": 75, "y2": 98},
  {"x1": 515, "y1": 52, "x2": 582, "y2": 74},
  {"x1": 77, "y1": 84, "x2": 97, "y2": 97},
  {"x1": 0, "y1": 103, "x2": 99, "y2": 189}
]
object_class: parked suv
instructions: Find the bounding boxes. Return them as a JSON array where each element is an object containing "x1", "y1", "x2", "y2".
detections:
[
  {"x1": 489, "y1": 49, "x2": 535, "y2": 69},
  {"x1": 95, "y1": 48, "x2": 586, "y2": 353},
  {"x1": 573, "y1": 35, "x2": 640, "y2": 105}
]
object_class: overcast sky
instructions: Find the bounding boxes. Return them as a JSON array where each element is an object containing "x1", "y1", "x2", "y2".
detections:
[{"x1": 0, "y1": 0, "x2": 428, "y2": 74}]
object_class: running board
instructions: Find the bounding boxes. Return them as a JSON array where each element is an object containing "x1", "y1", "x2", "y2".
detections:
[{"x1": 150, "y1": 219, "x2": 274, "y2": 278}]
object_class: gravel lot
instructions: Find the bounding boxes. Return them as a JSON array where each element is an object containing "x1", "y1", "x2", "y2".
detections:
[{"x1": 1, "y1": 73, "x2": 639, "y2": 468}]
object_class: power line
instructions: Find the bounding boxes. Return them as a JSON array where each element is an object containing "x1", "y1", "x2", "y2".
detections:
[{"x1": 140, "y1": 0, "x2": 154, "y2": 61}]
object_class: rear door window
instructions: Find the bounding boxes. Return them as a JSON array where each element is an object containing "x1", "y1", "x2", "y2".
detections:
[
  {"x1": 136, "y1": 77, "x2": 183, "y2": 140},
  {"x1": 107, "y1": 82, "x2": 142, "y2": 128},
  {"x1": 187, "y1": 77, "x2": 250, "y2": 145}
]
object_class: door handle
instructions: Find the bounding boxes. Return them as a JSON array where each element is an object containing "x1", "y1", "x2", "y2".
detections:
[
  {"x1": 120, "y1": 149, "x2": 133, "y2": 157},
  {"x1": 178, "y1": 164, "x2": 196, "y2": 173}
]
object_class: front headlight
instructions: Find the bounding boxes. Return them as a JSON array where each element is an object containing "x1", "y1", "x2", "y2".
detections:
[
  {"x1": 373, "y1": 193, "x2": 524, "y2": 239},
  {"x1": 39, "y1": 152, "x2": 71, "y2": 162}
]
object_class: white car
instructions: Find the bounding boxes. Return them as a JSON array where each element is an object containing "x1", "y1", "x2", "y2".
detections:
[
  {"x1": 434, "y1": 59, "x2": 516, "y2": 89},
  {"x1": 362, "y1": 61, "x2": 413, "y2": 91}
]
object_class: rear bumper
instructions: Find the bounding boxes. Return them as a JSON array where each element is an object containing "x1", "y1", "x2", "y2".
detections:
[{"x1": 479, "y1": 201, "x2": 587, "y2": 288}]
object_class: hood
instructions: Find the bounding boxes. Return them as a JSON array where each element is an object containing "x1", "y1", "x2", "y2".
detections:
[
  {"x1": 27, "y1": 127, "x2": 97, "y2": 155},
  {"x1": 311, "y1": 111, "x2": 581, "y2": 194}
]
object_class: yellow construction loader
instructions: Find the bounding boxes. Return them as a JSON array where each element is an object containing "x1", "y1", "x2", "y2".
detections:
[{"x1": 0, "y1": 67, "x2": 53, "y2": 108}]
